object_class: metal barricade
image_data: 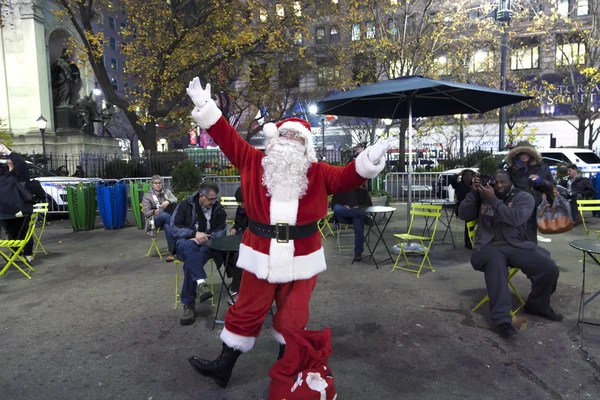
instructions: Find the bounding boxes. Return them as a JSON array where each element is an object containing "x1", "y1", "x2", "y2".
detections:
[
  {"x1": 39, "y1": 178, "x2": 101, "y2": 214},
  {"x1": 384, "y1": 172, "x2": 445, "y2": 203}
]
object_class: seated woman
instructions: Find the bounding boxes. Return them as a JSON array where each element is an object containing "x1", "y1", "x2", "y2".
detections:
[
  {"x1": 213, "y1": 186, "x2": 247, "y2": 304},
  {"x1": 142, "y1": 175, "x2": 178, "y2": 261},
  {"x1": 0, "y1": 144, "x2": 46, "y2": 262}
]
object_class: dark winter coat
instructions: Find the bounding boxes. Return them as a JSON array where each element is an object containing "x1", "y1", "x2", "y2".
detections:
[
  {"x1": 170, "y1": 192, "x2": 227, "y2": 243},
  {"x1": 558, "y1": 176, "x2": 596, "y2": 199},
  {"x1": 506, "y1": 144, "x2": 554, "y2": 208}
]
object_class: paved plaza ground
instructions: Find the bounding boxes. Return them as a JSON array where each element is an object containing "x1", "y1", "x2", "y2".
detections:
[{"x1": 2, "y1": 205, "x2": 600, "y2": 399}]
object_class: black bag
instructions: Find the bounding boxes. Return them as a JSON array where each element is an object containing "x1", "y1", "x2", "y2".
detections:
[
  {"x1": 26, "y1": 180, "x2": 47, "y2": 201},
  {"x1": 163, "y1": 202, "x2": 177, "y2": 215}
]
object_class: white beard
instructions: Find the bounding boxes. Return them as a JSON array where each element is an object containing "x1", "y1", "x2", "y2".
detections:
[{"x1": 262, "y1": 137, "x2": 310, "y2": 201}]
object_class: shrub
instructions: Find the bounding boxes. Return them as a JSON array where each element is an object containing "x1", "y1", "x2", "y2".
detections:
[{"x1": 172, "y1": 160, "x2": 202, "y2": 192}]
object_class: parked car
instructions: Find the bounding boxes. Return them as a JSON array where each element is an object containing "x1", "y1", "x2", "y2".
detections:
[{"x1": 0, "y1": 157, "x2": 90, "y2": 213}]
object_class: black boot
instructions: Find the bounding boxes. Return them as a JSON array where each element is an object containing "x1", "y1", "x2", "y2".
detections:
[
  {"x1": 189, "y1": 343, "x2": 242, "y2": 388},
  {"x1": 277, "y1": 344, "x2": 285, "y2": 360}
]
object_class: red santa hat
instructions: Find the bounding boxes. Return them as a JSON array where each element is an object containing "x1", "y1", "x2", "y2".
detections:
[{"x1": 263, "y1": 117, "x2": 317, "y2": 162}]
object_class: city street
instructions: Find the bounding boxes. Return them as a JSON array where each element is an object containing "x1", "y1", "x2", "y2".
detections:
[{"x1": 1, "y1": 207, "x2": 600, "y2": 399}]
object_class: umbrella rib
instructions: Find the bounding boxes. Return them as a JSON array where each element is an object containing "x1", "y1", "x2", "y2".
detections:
[
  {"x1": 318, "y1": 98, "x2": 359, "y2": 114},
  {"x1": 429, "y1": 86, "x2": 484, "y2": 113}
]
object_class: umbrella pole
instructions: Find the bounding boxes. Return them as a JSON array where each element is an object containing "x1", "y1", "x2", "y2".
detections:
[{"x1": 407, "y1": 101, "x2": 413, "y2": 226}]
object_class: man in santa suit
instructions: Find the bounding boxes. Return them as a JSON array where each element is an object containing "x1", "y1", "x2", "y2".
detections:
[{"x1": 185, "y1": 78, "x2": 391, "y2": 388}]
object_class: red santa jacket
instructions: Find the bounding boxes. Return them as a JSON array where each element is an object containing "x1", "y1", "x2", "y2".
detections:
[{"x1": 207, "y1": 116, "x2": 384, "y2": 283}]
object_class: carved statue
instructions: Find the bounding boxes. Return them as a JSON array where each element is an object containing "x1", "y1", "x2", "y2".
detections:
[
  {"x1": 101, "y1": 102, "x2": 116, "y2": 137},
  {"x1": 51, "y1": 49, "x2": 81, "y2": 107},
  {"x1": 75, "y1": 94, "x2": 100, "y2": 135}
]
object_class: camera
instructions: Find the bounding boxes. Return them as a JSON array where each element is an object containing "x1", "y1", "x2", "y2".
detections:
[{"x1": 479, "y1": 174, "x2": 496, "y2": 187}]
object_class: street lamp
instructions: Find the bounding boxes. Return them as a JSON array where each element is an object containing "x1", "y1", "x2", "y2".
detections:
[
  {"x1": 484, "y1": 0, "x2": 512, "y2": 151},
  {"x1": 36, "y1": 114, "x2": 47, "y2": 161},
  {"x1": 309, "y1": 104, "x2": 325, "y2": 161},
  {"x1": 454, "y1": 114, "x2": 465, "y2": 158},
  {"x1": 159, "y1": 138, "x2": 167, "y2": 152},
  {"x1": 92, "y1": 82, "x2": 102, "y2": 96}
]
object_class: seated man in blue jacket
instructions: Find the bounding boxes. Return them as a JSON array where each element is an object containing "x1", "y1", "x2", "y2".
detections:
[
  {"x1": 170, "y1": 181, "x2": 227, "y2": 326},
  {"x1": 331, "y1": 186, "x2": 372, "y2": 262},
  {"x1": 458, "y1": 170, "x2": 562, "y2": 338}
]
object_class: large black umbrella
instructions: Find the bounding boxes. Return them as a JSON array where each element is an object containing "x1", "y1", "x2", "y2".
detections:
[{"x1": 316, "y1": 75, "x2": 532, "y2": 209}]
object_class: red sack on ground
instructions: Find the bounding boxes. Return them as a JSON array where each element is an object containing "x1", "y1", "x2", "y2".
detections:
[{"x1": 268, "y1": 328, "x2": 337, "y2": 400}]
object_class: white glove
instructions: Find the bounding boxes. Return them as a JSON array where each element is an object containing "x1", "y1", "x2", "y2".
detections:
[
  {"x1": 186, "y1": 77, "x2": 222, "y2": 129},
  {"x1": 186, "y1": 77, "x2": 212, "y2": 109},
  {"x1": 0, "y1": 143, "x2": 10, "y2": 156},
  {"x1": 367, "y1": 137, "x2": 392, "y2": 163}
]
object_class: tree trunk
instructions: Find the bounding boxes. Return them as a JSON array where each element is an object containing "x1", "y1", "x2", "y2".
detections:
[
  {"x1": 141, "y1": 123, "x2": 158, "y2": 152},
  {"x1": 577, "y1": 120, "x2": 586, "y2": 148}
]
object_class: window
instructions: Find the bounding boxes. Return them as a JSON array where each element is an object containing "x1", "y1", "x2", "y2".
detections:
[
  {"x1": 353, "y1": 54, "x2": 377, "y2": 83},
  {"x1": 276, "y1": 4, "x2": 284, "y2": 19},
  {"x1": 388, "y1": 18, "x2": 398, "y2": 38},
  {"x1": 293, "y1": 1, "x2": 302, "y2": 16},
  {"x1": 351, "y1": 23, "x2": 360, "y2": 41},
  {"x1": 259, "y1": 8, "x2": 267, "y2": 22},
  {"x1": 556, "y1": 42, "x2": 586, "y2": 66},
  {"x1": 123, "y1": 82, "x2": 129, "y2": 89},
  {"x1": 110, "y1": 57, "x2": 118, "y2": 70},
  {"x1": 294, "y1": 32, "x2": 303, "y2": 45},
  {"x1": 317, "y1": 64, "x2": 341, "y2": 86},
  {"x1": 468, "y1": 8, "x2": 481, "y2": 19},
  {"x1": 316, "y1": 27, "x2": 325, "y2": 44},
  {"x1": 469, "y1": 49, "x2": 493, "y2": 73},
  {"x1": 109, "y1": 37, "x2": 116, "y2": 50},
  {"x1": 111, "y1": 77, "x2": 119, "y2": 91},
  {"x1": 330, "y1": 26, "x2": 339, "y2": 42},
  {"x1": 108, "y1": 16, "x2": 115, "y2": 30},
  {"x1": 366, "y1": 21, "x2": 375, "y2": 39},
  {"x1": 577, "y1": 0, "x2": 589, "y2": 15},
  {"x1": 120, "y1": 22, "x2": 126, "y2": 32},
  {"x1": 510, "y1": 46, "x2": 539, "y2": 70}
]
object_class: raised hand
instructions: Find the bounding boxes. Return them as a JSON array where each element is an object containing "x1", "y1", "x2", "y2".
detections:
[
  {"x1": 186, "y1": 77, "x2": 212, "y2": 109},
  {"x1": 367, "y1": 137, "x2": 392, "y2": 163}
]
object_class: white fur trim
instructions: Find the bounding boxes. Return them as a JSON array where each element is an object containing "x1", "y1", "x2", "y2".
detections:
[
  {"x1": 191, "y1": 100, "x2": 222, "y2": 129},
  {"x1": 272, "y1": 328, "x2": 286, "y2": 345},
  {"x1": 355, "y1": 148, "x2": 386, "y2": 179},
  {"x1": 237, "y1": 244, "x2": 326, "y2": 283},
  {"x1": 220, "y1": 327, "x2": 256, "y2": 353},
  {"x1": 266, "y1": 198, "x2": 299, "y2": 281},
  {"x1": 279, "y1": 120, "x2": 312, "y2": 139},
  {"x1": 263, "y1": 122, "x2": 278, "y2": 139}
]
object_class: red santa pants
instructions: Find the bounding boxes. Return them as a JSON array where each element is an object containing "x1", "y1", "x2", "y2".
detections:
[{"x1": 223, "y1": 270, "x2": 318, "y2": 351}]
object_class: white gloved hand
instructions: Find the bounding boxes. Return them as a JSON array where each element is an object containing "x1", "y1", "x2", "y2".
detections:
[
  {"x1": 367, "y1": 137, "x2": 392, "y2": 163},
  {"x1": 186, "y1": 77, "x2": 222, "y2": 129},
  {"x1": 186, "y1": 77, "x2": 212, "y2": 109}
]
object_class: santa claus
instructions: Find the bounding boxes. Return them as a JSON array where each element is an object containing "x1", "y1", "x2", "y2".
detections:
[{"x1": 186, "y1": 78, "x2": 390, "y2": 388}]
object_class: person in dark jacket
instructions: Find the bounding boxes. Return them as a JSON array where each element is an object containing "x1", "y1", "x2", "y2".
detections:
[
  {"x1": 0, "y1": 145, "x2": 45, "y2": 260},
  {"x1": 458, "y1": 170, "x2": 562, "y2": 338},
  {"x1": 505, "y1": 141, "x2": 554, "y2": 244},
  {"x1": 558, "y1": 164, "x2": 596, "y2": 224},
  {"x1": 331, "y1": 185, "x2": 372, "y2": 262},
  {"x1": 170, "y1": 181, "x2": 227, "y2": 326},
  {"x1": 213, "y1": 187, "x2": 247, "y2": 305},
  {"x1": 450, "y1": 169, "x2": 475, "y2": 249}
]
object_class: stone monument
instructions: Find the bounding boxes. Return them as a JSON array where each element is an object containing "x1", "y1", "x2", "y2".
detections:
[{"x1": 51, "y1": 48, "x2": 81, "y2": 132}]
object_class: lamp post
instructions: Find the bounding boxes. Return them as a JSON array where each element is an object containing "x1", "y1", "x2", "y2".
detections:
[
  {"x1": 484, "y1": 0, "x2": 512, "y2": 151},
  {"x1": 36, "y1": 115, "x2": 47, "y2": 162},
  {"x1": 159, "y1": 138, "x2": 167, "y2": 152},
  {"x1": 383, "y1": 118, "x2": 393, "y2": 168},
  {"x1": 309, "y1": 104, "x2": 325, "y2": 160},
  {"x1": 92, "y1": 82, "x2": 102, "y2": 96},
  {"x1": 454, "y1": 114, "x2": 465, "y2": 159}
]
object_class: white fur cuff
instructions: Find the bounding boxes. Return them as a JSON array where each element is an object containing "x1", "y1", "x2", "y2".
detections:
[
  {"x1": 272, "y1": 328, "x2": 286, "y2": 345},
  {"x1": 191, "y1": 99, "x2": 222, "y2": 129},
  {"x1": 355, "y1": 148, "x2": 385, "y2": 179},
  {"x1": 220, "y1": 327, "x2": 256, "y2": 353}
]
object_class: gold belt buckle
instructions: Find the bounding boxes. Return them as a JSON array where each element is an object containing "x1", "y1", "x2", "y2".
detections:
[{"x1": 275, "y1": 222, "x2": 290, "y2": 243}]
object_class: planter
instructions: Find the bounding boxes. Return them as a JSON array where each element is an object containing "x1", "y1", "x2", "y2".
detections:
[{"x1": 371, "y1": 196, "x2": 387, "y2": 207}]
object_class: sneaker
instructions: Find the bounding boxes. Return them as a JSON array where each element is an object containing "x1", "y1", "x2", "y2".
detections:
[
  {"x1": 197, "y1": 282, "x2": 213, "y2": 303},
  {"x1": 180, "y1": 304, "x2": 196, "y2": 325},
  {"x1": 227, "y1": 292, "x2": 239, "y2": 306},
  {"x1": 537, "y1": 235, "x2": 552, "y2": 243},
  {"x1": 25, "y1": 255, "x2": 33, "y2": 263},
  {"x1": 353, "y1": 252, "x2": 363, "y2": 262},
  {"x1": 496, "y1": 322, "x2": 518, "y2": 338},
  {"x1": 165, "y1": 255, "x2": 176, "y2": 263}
]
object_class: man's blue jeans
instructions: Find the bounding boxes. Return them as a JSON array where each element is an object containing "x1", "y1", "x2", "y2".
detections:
[
  {"x1": 175, "y1": 239, "x2": 212, "y2": 305},
  {"x1": 333, "y1": 204, "x2": 366, "y2": 254},
  {"x1": 153, "y1": 211, "x2": 174, "y2": 253}
]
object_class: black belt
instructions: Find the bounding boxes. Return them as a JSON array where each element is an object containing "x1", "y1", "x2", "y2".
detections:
[{"x1": 248, "y1": 219, "x2": 318, "y2": 243}]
